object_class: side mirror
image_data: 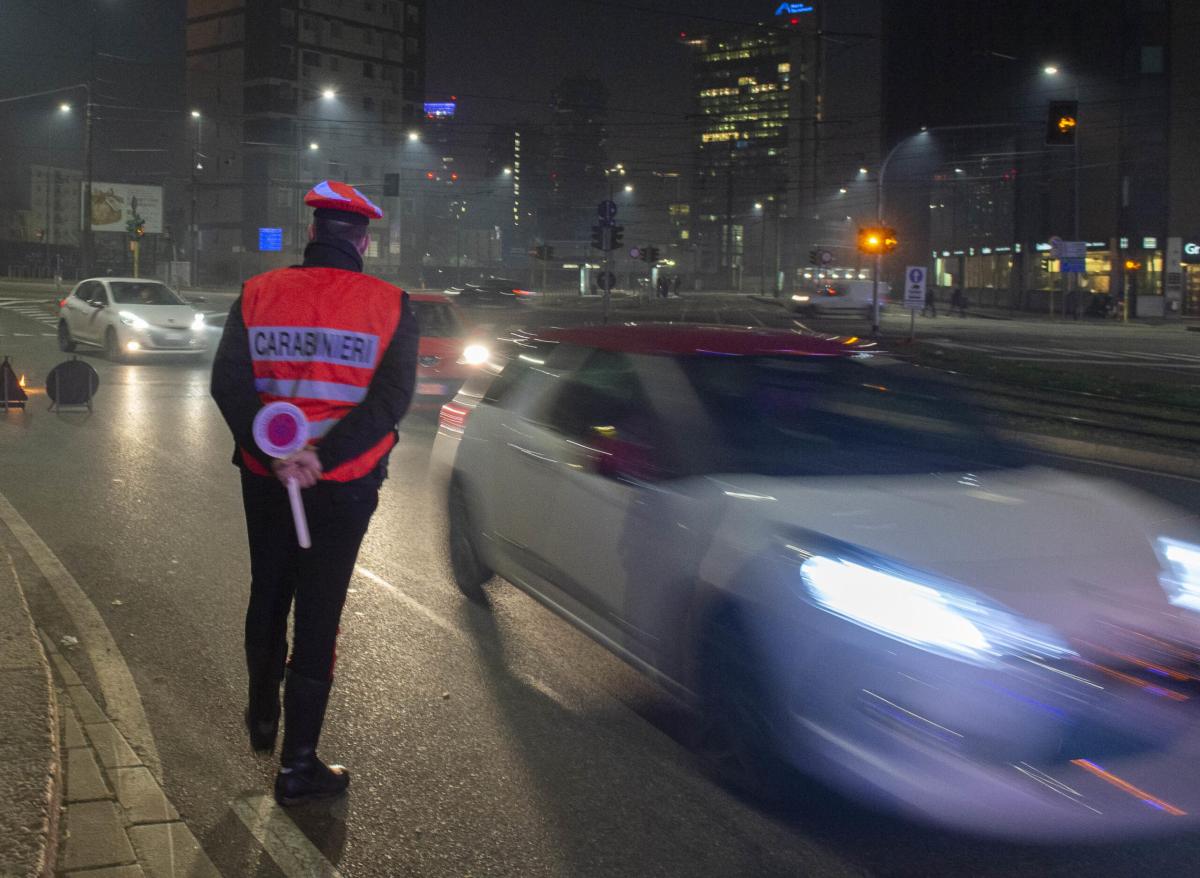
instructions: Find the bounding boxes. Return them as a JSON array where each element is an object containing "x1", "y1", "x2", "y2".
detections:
[
  {"x1": 190, "y1": 295, "x2": 208, "y2": 304},
  {"x1": 90, "y1": 300, "x2": 105, "y2": 309}
]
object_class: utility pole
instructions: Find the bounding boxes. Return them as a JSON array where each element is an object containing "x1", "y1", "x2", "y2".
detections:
[{"x1": 724, "y1": 139, "x2": 736, "y2": 291}]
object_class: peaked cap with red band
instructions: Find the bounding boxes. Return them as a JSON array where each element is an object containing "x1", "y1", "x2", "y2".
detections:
[{"x1": 303, "y1": 180, "x2": 384, "y2": 221}]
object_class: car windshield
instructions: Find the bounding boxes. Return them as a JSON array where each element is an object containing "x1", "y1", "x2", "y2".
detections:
[
  {"x1": 680, "y1": 355, "x2": 1025, "y2": 477},
  {"x1": 109, "y1": 282, "x2": 185, "y2": 306},
  {"x1": 411, "y1": 301, "x2": 463, "y2": 337}
]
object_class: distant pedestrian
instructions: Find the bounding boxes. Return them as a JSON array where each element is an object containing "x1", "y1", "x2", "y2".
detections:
[
  {"x1": 950, "y1": 287, "x2": 967, "y2": 317},
  {"x1": 672, "y1": 274, "x2": 681, "y2": 297},
  {"x1": 921, "y1": 287, "x2": 937, "y2": 317},
  {"x1": 657, "y1": 275, "x2": 669, "y2": 299},
  {"x1": 212, "y1": 180, "x2": 418, "y2": 807}
]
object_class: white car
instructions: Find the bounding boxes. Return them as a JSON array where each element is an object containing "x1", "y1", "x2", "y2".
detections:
[
  {"x1": 58, "y1": 277, "x2": 208, "y2": 360},
  {"x1": 433, "y1": 323, "x2": 1200, "y2": 840},
  {"x1": 791, "y1": 279, "x2": 890, "y2": 316}
]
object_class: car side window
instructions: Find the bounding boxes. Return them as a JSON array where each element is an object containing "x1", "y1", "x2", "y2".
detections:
[
  {"x1": 73, "y1": 284, "x2": 91, "y2": 302},
  {"x1": 541, "y1": 350, "x2": 656, "y2": 445},
  {"x1": 87, "y1": 282, "x2": 107, "y2": 305}
]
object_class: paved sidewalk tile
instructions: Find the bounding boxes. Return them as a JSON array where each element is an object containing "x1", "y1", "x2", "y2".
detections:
[
  {"x1": 63, "y1": 707, "x2": 87, "y2": 749},
  {"x1": 107, "y1": 767, "x2": 179, "y2": 825},
  {"x1": 51, "y1": 651, "x2": 83, "y2": 686},
  {"x1": 85, "y1": 722, "x2": 142, "y2": 769},
  {"x1": 66, "y1": 866, "x2": 146, "y2": 878},
  {"x1": 129, "y1": 822, "x2": 222, "y2": 878},
  {"x1": 66, "y1": 746, "x2": 110, "y2": 802},
  {"x1": 62, "y1": 800, "x2": 136, "y2": 872},
  {"x1": 68, "y1": 684, "x2": 106, "y2": 724}
]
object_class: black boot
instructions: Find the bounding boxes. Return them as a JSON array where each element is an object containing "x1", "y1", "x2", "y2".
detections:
[
  {"x1": 274, "y1": 669, "x2": 350, "y2": 806},
  {"x1": 245, "y1": 638, "x2": 287, "y2": 754}
]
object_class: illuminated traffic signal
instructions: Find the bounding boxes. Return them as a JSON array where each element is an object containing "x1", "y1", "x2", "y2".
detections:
[
  {"x1": 857, "y1": 226, "x2": 897, "y2": 255},
  {"x1": 1045, "y1": 100, "x2": 1078, "y2": 146},
  {"x1": 1124, "y1": 259, "x2": 1143, "y2": 271},
  {"x1": 135, "y1": 222, "x2": 145, "y2": 238}
]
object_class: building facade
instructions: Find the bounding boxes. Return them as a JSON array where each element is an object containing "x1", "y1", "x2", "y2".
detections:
[{"x1": 186, "y1": 0, "x2": 426, "y2": 284}]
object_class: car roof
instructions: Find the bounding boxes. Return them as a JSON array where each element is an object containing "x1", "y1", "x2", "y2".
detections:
[
  {"x1": 81, "y1": 277, "x2": 167, "y2": 285},
  {"x1": 530, "y1": 323, "x2": 863, "y2": 358}
]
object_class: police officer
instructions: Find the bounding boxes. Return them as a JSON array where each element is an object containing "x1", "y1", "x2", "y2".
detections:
[{"x1": 211, "y1": 180, "x2": 417, "y2": 806}]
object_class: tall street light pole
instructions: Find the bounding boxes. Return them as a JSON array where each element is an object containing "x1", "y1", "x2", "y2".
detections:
[
  {"x1": 190, "y1": 110, "x2": 202, "y2": 286},
  {"x1": 872, "y1": 122, "x2": 1025, "y2": 334}
]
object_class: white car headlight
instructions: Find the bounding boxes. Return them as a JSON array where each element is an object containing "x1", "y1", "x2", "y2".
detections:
[
  {"x1": 799, "y1": 553, "x2": 1073, "y2": 665},
  {"x1": 1156, "y1": 537, "x2": 1200, "y2": 613},
  {"x1": 791, "y1": 294, "x2": 811, "y2": 303},
  {"x1": 118, "y1": 311, "x2": 149, "y2": 331},
  {"x1": 460, "y1": 343, "x2": 489, "y2": 366},
  {"x1": 191, "y1": 313, "x2": 205, "y2": 331}
]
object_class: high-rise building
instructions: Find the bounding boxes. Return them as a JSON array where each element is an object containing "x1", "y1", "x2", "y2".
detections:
[
  {"x1": 683, "y1": 5, "x2": 882, "y2": 291},
  {"x1": 186, "y1": 0, "x2": 425, "y2": 284}
]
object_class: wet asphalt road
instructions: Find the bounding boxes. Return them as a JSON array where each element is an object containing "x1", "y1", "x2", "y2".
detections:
[{"x1": 3, "y1": 293, "x2": 1200, "y2": 877}]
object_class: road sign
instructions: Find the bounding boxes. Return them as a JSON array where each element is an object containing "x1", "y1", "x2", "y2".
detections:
[
  {"x1": 1048, "y1": 236, "x2": 1064, "y2": 259},
  {"x1": 597, "y1": 271, "x2": 617, "y2": 292},
  {"x1": 1060, "y1": 240, "x2": 1085, "y2": 273},
  {"x1": 598, "y1": 200, "x2": 617, "y2": 221},
  {"x1": 904, "y1": 266, "x2": 928, "y2": 309},
  {"x1": 258, "y1": 228, "x2": 283, "y2": 252},
  {"x1": 819, "y1": 250, "x2": 834, "y2": 266},
  {"x1": 629, "y1": 247, "x2": 642, "y2": 260}
]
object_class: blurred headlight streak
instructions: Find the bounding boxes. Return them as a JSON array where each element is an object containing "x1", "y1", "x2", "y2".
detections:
[
  {"x1": 1156, "y1": 538, "x2": 1200, "y2": 612},
  {"x1": 461, "y1": 343, "x2": 490, "y2": 365},
  {"x1": 800, "y1": 555, "x2": 1074, "y2": 665}
]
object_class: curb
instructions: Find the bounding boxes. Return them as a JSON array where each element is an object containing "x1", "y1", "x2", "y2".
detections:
[{"x1": 0, "y1": 535, "x2": 61, "y2": 878}]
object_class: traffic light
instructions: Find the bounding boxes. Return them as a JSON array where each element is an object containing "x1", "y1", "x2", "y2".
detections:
[
  {"x1": 808, "y1": 249, "x2": 818, "y2": 266},
  {"x1": 544, "y1": 244, "x2": 554, "y2": 261},
  {"x1": 647, "y1": 246, "x2": 660, "y2": 263},
  {"x1": 611, "y1": 226, "x2": 623, "y2": 250},
  {"x1": 1045, "y1": 100, "x2": 1078, "y2": 146},
  {"x1": 857, "y1": 226, "x2": 898, "y2": 255},
  {"x1": 591, "y1": 225, "x2": 610, "y2": 251},
  {"x1": 135, "y1": 222, "x2": 145, "y2": 238}
]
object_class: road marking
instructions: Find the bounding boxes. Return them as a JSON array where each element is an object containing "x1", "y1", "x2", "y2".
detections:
[
  {"x1": 353, "y1": 565, "x2": 460, "y2": 637},
  {"x1": 0, "y1": 489, "x2": 160, "y2": 774},
  {"x1": 993, "y1": 356, "x2": 1200, "y2": 368},
  {"x1": 232, "y1": 794, "x2": 345, "y2": 878}
]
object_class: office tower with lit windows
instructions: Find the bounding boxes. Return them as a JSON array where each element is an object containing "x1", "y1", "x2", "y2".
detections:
[
  {"x1": 683, "y1": 5, "x2": 881, "y2": 291},
  {"x1": 186, "y1": 0, "x2": 425, "y2": 283}
]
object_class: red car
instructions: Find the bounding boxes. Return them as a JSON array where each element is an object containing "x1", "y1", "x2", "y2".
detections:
[{"x1": 409, "y1": 293, "x2": 489, "y2": 411}]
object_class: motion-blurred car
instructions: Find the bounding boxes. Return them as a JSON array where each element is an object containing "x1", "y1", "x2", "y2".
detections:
[
  {"x1": 433, "y1": 323, "x2": 1200, "y2": 839},
  {"x1": 444, "y1": 277, "x2": 537, "y2": 308},
  {"x1": 791, "y1": 279, "x2": 890, "y2": 317},
  {"x1": 58, "y1": 278, "x2": 208, "y2": 360},
  {"x1": 409, "y1": 293, "x2": 489, "y2": 410}
]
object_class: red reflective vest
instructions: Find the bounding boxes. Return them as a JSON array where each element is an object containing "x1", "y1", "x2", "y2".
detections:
[{"x1": 240, "y1": 267, "x2": 403, "y2": 482}]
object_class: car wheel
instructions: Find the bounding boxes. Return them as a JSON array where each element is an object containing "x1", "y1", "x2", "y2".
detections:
[
  {"x1": 58, "y1": 320, "x2": 76, "y2": 352},
  {"x1": 447, "y1": 476, "x2": 492, "y2": 604},
  {"x1": 697, "y1": 608, "x2": 797, "y2": 803},
  {"x1": 104, "y1": 327, "x2": 123, "y2": 362}
]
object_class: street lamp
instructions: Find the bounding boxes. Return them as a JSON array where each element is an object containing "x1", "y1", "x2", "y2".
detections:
[
  {"x1": 59, "y1": 103, "x2": 72, "y2": 113},
  {"x1": 321, "y1": 88, "x2": 337, "y2": 100},
  {"x1": 502, "y1": 167, "x2": 512, "y2": 175},
  {"x1": 838, "y1": 187, "x2": 848, "y2": 194},
  {"x1": 408, "y1": 130, "x2": 420, "y2": 143},
  {"x1": 190, "y1": 109, "x2": 205, "y2": 285},
  {"x1": 309, "y1": 141, "x2": 319, "y2": 151},
  {"x1": 623, "y1": 183, "x2": 634, "y2": 193},
  {"x1": 1043, "y1": 65, "x2": 1059, "y2": 76}
]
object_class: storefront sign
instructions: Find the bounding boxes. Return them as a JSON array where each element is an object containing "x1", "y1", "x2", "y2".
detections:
[{"x1": 1182, "y1": 240, "x2": 1200, "y2": 264}]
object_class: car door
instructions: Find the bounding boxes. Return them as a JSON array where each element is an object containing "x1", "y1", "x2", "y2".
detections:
[
  {"x1": 533, "y1": 350, "x2": 680, "y2": 647},
  {"x1": 63, "y1": 282, "x2": 92, "y2": 337},
  {"x1": 77, "y1": 281, "x2": 109, "y2": 342}
]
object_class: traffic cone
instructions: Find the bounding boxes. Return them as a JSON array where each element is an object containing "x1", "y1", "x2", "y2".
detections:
[{"x1": 1, "y1": 357, "x2": 28, "y2": 409}]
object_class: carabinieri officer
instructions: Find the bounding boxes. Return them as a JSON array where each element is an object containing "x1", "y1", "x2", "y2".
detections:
[{"x1": 211, "y1": 180, "x2": 417, "y2": 806}]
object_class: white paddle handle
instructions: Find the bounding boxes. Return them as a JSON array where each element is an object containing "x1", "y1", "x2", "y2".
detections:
[{"x1": 286, "y1": 476, "x2": 311, "y2": 549}]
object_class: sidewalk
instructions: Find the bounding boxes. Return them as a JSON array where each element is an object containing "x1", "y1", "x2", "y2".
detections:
[
  {"x1": 1, "y1": 516, "x2": 219, "y2": 878},
  {"x1": 0, "y1": 524, "x2": 58, "y2": 878}
]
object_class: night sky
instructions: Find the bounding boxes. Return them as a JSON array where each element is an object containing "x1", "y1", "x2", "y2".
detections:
[{"x1": 0, "y1": 0, "x2": 786, "y2": 198}]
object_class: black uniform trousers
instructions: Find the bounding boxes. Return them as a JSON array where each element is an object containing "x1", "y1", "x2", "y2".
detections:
[{"x1": 241, "y1": 471, "x2": 379, "y2": 681}]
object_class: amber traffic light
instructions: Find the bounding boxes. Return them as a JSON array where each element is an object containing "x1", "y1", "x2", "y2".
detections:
[
  {"x1": 857, "y1": 226, "x2": 898, "y2": 255},
  {"x1": 1046, "y1": 100, "x2": 1079, "y2": 146}
]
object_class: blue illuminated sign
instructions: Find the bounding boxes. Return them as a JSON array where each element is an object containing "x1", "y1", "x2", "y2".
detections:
[
  {"x1": 258, "y1": 228, "x2": 283, "y2": 252},
  {"x1": 424, "y1": 102, "x2": 456, "y2": 118},
  {"x1": 775, "y1": 2, "x2": 814, "y2": 13}
]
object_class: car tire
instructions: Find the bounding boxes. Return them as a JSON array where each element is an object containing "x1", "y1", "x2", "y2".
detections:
[
  {"x1": 58, "y1": 321, "x2": 76, "y2": 352},
  {"x1": 447, "y1": 476, "x2": 492, "y2": 604},
  {"x1": 104, "y1": 327, "x2": 123, "y2": 362},
  {"x1": 697, "y1": 608, "x2": 798, "y2": 804}
]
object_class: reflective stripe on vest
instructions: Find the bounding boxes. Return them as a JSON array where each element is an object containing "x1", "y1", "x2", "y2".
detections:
[{"x1": 240, "y1": 267, "x2": 403, "y2": 482}]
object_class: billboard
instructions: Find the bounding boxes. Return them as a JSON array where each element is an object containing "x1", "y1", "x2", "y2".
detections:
[
  {"x1": 424, "y1": 102, "x2": 456, "y2": 118},
  {"x1": 259, "y1": 228, "x2": 283, "y2": 252},
  {"x1": 84, "y1": 182, "x2": 164, "y2": 234}
]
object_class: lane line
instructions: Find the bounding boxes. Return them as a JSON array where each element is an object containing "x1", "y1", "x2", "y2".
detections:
[
  {"x1": 992, "y1": 356, "x2": 1200, "y2": 368},
  {"x1": 0, "y1": 489, "x2": 161, "y2": 774},
  {"x1": 232, "y1": 794, "x2": 345, "y2": 878},
  {"x1": 353, "y1": 565, "x2": 461, "y2": 637}
]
